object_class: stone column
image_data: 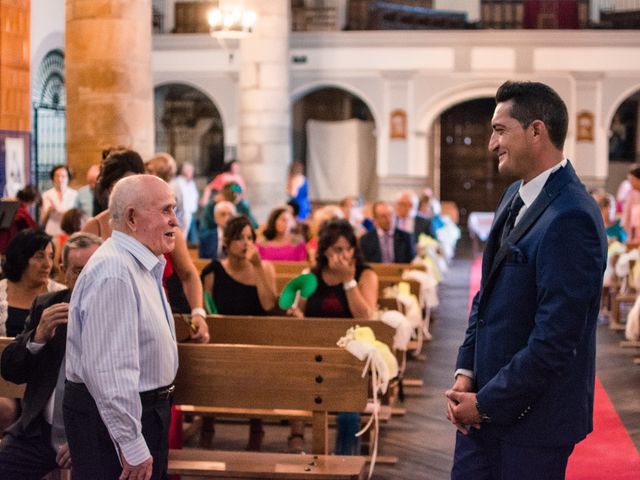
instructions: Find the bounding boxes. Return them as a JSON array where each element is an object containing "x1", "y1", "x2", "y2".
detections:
[
  {"x1": 238, "y1": 0, "x2": 290, "y2": 222},
  {"x1": 0, "y1": 0, "x2": 30, "y2": 197},
  {"x1": 0, "y1": 0, "x2": 30, "y2": 132},
  {"x1": 65, "y1": 0, "x2": 154, "y2": 184}
]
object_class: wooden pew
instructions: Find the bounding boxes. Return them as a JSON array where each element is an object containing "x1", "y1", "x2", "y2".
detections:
[
  {"x1": 173, "y1": 343, "x2": 369, "y2": 455},
  {"x1": 0, "y1": 337, "x2": 368, "y2": 480},
  {"x1": 269, "y1": 261, "x2": 425, "y2": 279},
  {"x1": 174, "y1": 314, "x2": 396, "y2": 350},
  {"x1": 174, "y1": 315, "x2": 402, "y2": 459},
  {"x1": 274, "y1": 273, "x2": 421, "y2": 301}
]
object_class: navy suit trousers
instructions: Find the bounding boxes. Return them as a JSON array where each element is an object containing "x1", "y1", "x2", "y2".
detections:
[{"x1": 452, "y1": 429, "x2": 574, "y2": 480}]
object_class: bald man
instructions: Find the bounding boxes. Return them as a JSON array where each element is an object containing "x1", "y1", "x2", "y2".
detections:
[
  {"x1": 64, "y1": 175, "x2": 179, "y2": 480},
  {"x1": 395, "y1": 190, "x2": 434, "y2": 241},
  {"x1": 74, "y1": 164, "x2": 100, "y2": 216}
]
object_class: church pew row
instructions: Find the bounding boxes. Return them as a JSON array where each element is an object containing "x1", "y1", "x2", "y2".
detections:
[
  {"x1": 192, "y1": 256, "x2": 424, "y2": 306},
  {"x1": 173, "y1": 315, "x2": 403, "y2": 462},
  {"x1": 0, "y1": 338, "x2": 368, "y2": 480},
  {"x1": 173, "y1": 314, "x2": 395, "y2": 350},
  {"x1": 188, "y1": 256, "x2": 424, "y2": 279},
  {"x1": 271, "y1": 274, "x2": 421, "y2": 301},
  {"x1": 174, "y1": 314, "x2": 404, "y2": 417}
]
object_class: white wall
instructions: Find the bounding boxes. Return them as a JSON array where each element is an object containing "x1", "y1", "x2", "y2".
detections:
[{"x1": 31, "y1": 0, "x2": 65, "y2": 94}]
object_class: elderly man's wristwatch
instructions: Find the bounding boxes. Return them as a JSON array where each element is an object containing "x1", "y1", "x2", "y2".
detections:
[{"x1": 476, "y1": 401, "x2": 492, "y2": 423}]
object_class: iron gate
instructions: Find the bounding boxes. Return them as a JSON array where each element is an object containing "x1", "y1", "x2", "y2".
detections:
[{"x1": 32, "y1": 102, "x2": 66, "y2": 192}]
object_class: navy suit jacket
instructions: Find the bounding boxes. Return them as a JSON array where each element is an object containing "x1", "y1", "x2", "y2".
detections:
[
  {"x1": 1, "y1": 289, "x2": 70, "y2": 439},
  {"x1": 455, "y1": 162, "x2": 607, "y2": 447},
  {"x1": 198, "y1": 227, "x2": 219, "y2": 260},
  {"x1": 413, "y1": 215, "x2": 434, "y2": 240},
  {"x1": 359, "y1": 228, "x2": 415, "y2": 264}
]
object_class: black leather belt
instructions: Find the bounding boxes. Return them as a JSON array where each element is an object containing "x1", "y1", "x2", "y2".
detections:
[
  {"x1": 139, "y1": 385, "x2": 175, "y2": 405},
  {"x1": 67, "y1": 381, "x2": 174, "y2": 405}
]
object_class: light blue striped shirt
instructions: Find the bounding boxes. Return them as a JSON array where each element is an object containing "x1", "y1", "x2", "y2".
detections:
[{"x1": 66, "y1": 230, "x2": 178, "y2": 465}]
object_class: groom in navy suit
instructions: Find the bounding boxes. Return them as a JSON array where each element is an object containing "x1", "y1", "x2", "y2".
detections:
[{"x1": 446, "y1": 81, "x2": 607, "y2": 480}]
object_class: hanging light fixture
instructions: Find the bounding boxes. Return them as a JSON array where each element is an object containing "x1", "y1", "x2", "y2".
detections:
[{"x1": 208, "y1": 1, "x2": 257, "y2": 39}]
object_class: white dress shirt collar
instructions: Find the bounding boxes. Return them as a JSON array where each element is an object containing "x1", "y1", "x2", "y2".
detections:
[
  {"x1": 111, "y1": 230, "x2": 165, "y2": 273},
  {"x1": 518, "y1": 158, "x2": 568, "y2": 209}
]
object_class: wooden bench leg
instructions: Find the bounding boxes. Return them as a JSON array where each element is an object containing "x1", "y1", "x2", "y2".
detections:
[
  {"x1": 199, "y1": 415, "x2": 215, "y2": 448},
  {"x1": 312, "y1": 411, "x2": 328, "y2": 455}
]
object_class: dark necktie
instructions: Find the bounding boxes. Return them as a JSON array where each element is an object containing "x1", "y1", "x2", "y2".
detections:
[{"x1": 501, "y1": 193, "x2": 525, "y2": 245}]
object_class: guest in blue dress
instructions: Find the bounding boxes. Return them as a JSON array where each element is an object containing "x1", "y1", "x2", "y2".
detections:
[{"x1": 287, "y1": 161, "x2": 311, "y2": 221}]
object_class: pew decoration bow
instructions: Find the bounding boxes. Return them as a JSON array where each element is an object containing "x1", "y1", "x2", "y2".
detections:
[
  {"x1": 337, "y1": 326, "x2": 399, "y2": 479},
  {"x1": 604, "y1": 241, "x2": 626, "y2": 289},
  {"x1": 278, "y1": 273, "x2": 318, "y2": 310},
  {"x1": 379, "y1": 309, "x2": 413, "y2": 352},
  {"x1": 381, "y1": 282, "x2": 429, "y2": 349}
]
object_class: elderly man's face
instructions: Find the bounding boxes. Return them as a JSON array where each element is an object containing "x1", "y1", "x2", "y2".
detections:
[
  {"x1": 135, "y1": 181, "x2": 178, "y2": 256},
  {"x1": 214, "y1": 206, "x2": 234, "y2": 228},
  {"x1": 395, "y1": 195, "x2": 412, "y2": 218},
  {"x1": 374, "y1": 203, "x2": 394, "y2": 232},
  {"x1": 64, "y1": 244, "x2": 100, "y2": 290}
]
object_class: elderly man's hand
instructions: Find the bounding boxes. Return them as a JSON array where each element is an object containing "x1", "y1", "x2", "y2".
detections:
[
  {"x1": 55, "y1": 443, "x2": 72, "y2": 469},
  {"x1": 119, "y1": 455, "x2": 152, "y2": 480},
  {"x1": 189, "y1": 314, "x2": 210, "y2": 343},
  {"x1": 33, "y1": 303, "x2": 69, "y2": 344}
]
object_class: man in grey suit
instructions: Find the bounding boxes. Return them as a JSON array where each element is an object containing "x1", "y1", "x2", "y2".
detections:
[{"x1": 360, "y1": 201, "x2": 415, "y2": 263}]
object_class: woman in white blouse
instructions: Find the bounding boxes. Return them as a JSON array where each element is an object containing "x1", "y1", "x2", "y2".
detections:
[{"x1": 41, "y1": 165, "x2": 77, "y2": 236}]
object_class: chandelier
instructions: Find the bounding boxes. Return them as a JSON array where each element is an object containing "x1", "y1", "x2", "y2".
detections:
[{"x1": 208, "y1": 3, "x2": 257, "y2": 39}]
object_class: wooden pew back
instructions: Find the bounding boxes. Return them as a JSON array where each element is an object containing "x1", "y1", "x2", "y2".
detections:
[
  {"x1": 174, "y1": 344, "x2": 367, "y2": 412},
  {"x1": 174, "y1": 314, "x2": 395, "y2": 350}
]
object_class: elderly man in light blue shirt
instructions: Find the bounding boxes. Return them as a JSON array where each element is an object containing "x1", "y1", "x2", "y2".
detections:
[{"x1": 64, "y1": 174, "x2": 179, "y2": 480}]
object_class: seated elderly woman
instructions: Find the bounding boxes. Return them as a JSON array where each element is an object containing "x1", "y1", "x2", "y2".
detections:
[
  {"x1": 288, "y1": 218, "x2": 378, "y2": 454},
  {"x1": 0, "y1": 228, "x2": 66, "y2": 432},
  {"x1": 257, "y1": 206, "x2": 307, "y2": 261},
  {"x1": 201, "y1": 215, "x2": 277, "y2": 450}
]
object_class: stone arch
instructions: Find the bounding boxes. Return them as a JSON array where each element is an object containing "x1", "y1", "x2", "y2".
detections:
[
  {"x1": 32, "y1": 49, "x2": 67, "y2": 189},
  {"x1": 415, "y1": 81, "x2": 505, "y2": 229},
  {"x1": 604, "y1": 83, "x2": 640, "y2": 132},
  {"x1": 292, "y1": 81, "x2": 381, "y2": 129},
  {"x1": 153, "y1": 82, "x2": 225, "y2": 177},
  {"x1": 33, "y1": 49, "x2": 65, "y2": 107},
  {"x1": 291, "y1": 82, "x2": 378, "y2": 201}
]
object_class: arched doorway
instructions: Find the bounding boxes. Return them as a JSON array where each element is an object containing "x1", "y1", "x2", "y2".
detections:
[
  {"x1": 292, "y1": 86, "x2": 377, "y2": 202},
  {"x1": 32, "y1": 49, "x2": 66, "y2": 191},
  {"x1": 438, "y1": 98, "x2": 516, "y2": 230},
  {"x1": 606, "y1": 89, "x2": 640, "y2": 194},
  {"x1": 154, "y1": 83, "x2": 224, "y2": 177}
]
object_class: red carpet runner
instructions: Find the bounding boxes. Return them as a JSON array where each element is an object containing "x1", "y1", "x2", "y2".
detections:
[{"x1": 468, "y1": 256, "x2": 640, "y2": 479}]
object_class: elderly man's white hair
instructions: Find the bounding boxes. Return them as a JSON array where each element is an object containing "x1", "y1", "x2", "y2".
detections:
[
  {"x1": 109, "y1": 174, "x2": 168, "y2": 227},
  {"x1": 214, "y1": 200, "x2": 237, "y2": 217},
  {"x1": 396, "y1": 190, "x2": 418, "y2": 209}
]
